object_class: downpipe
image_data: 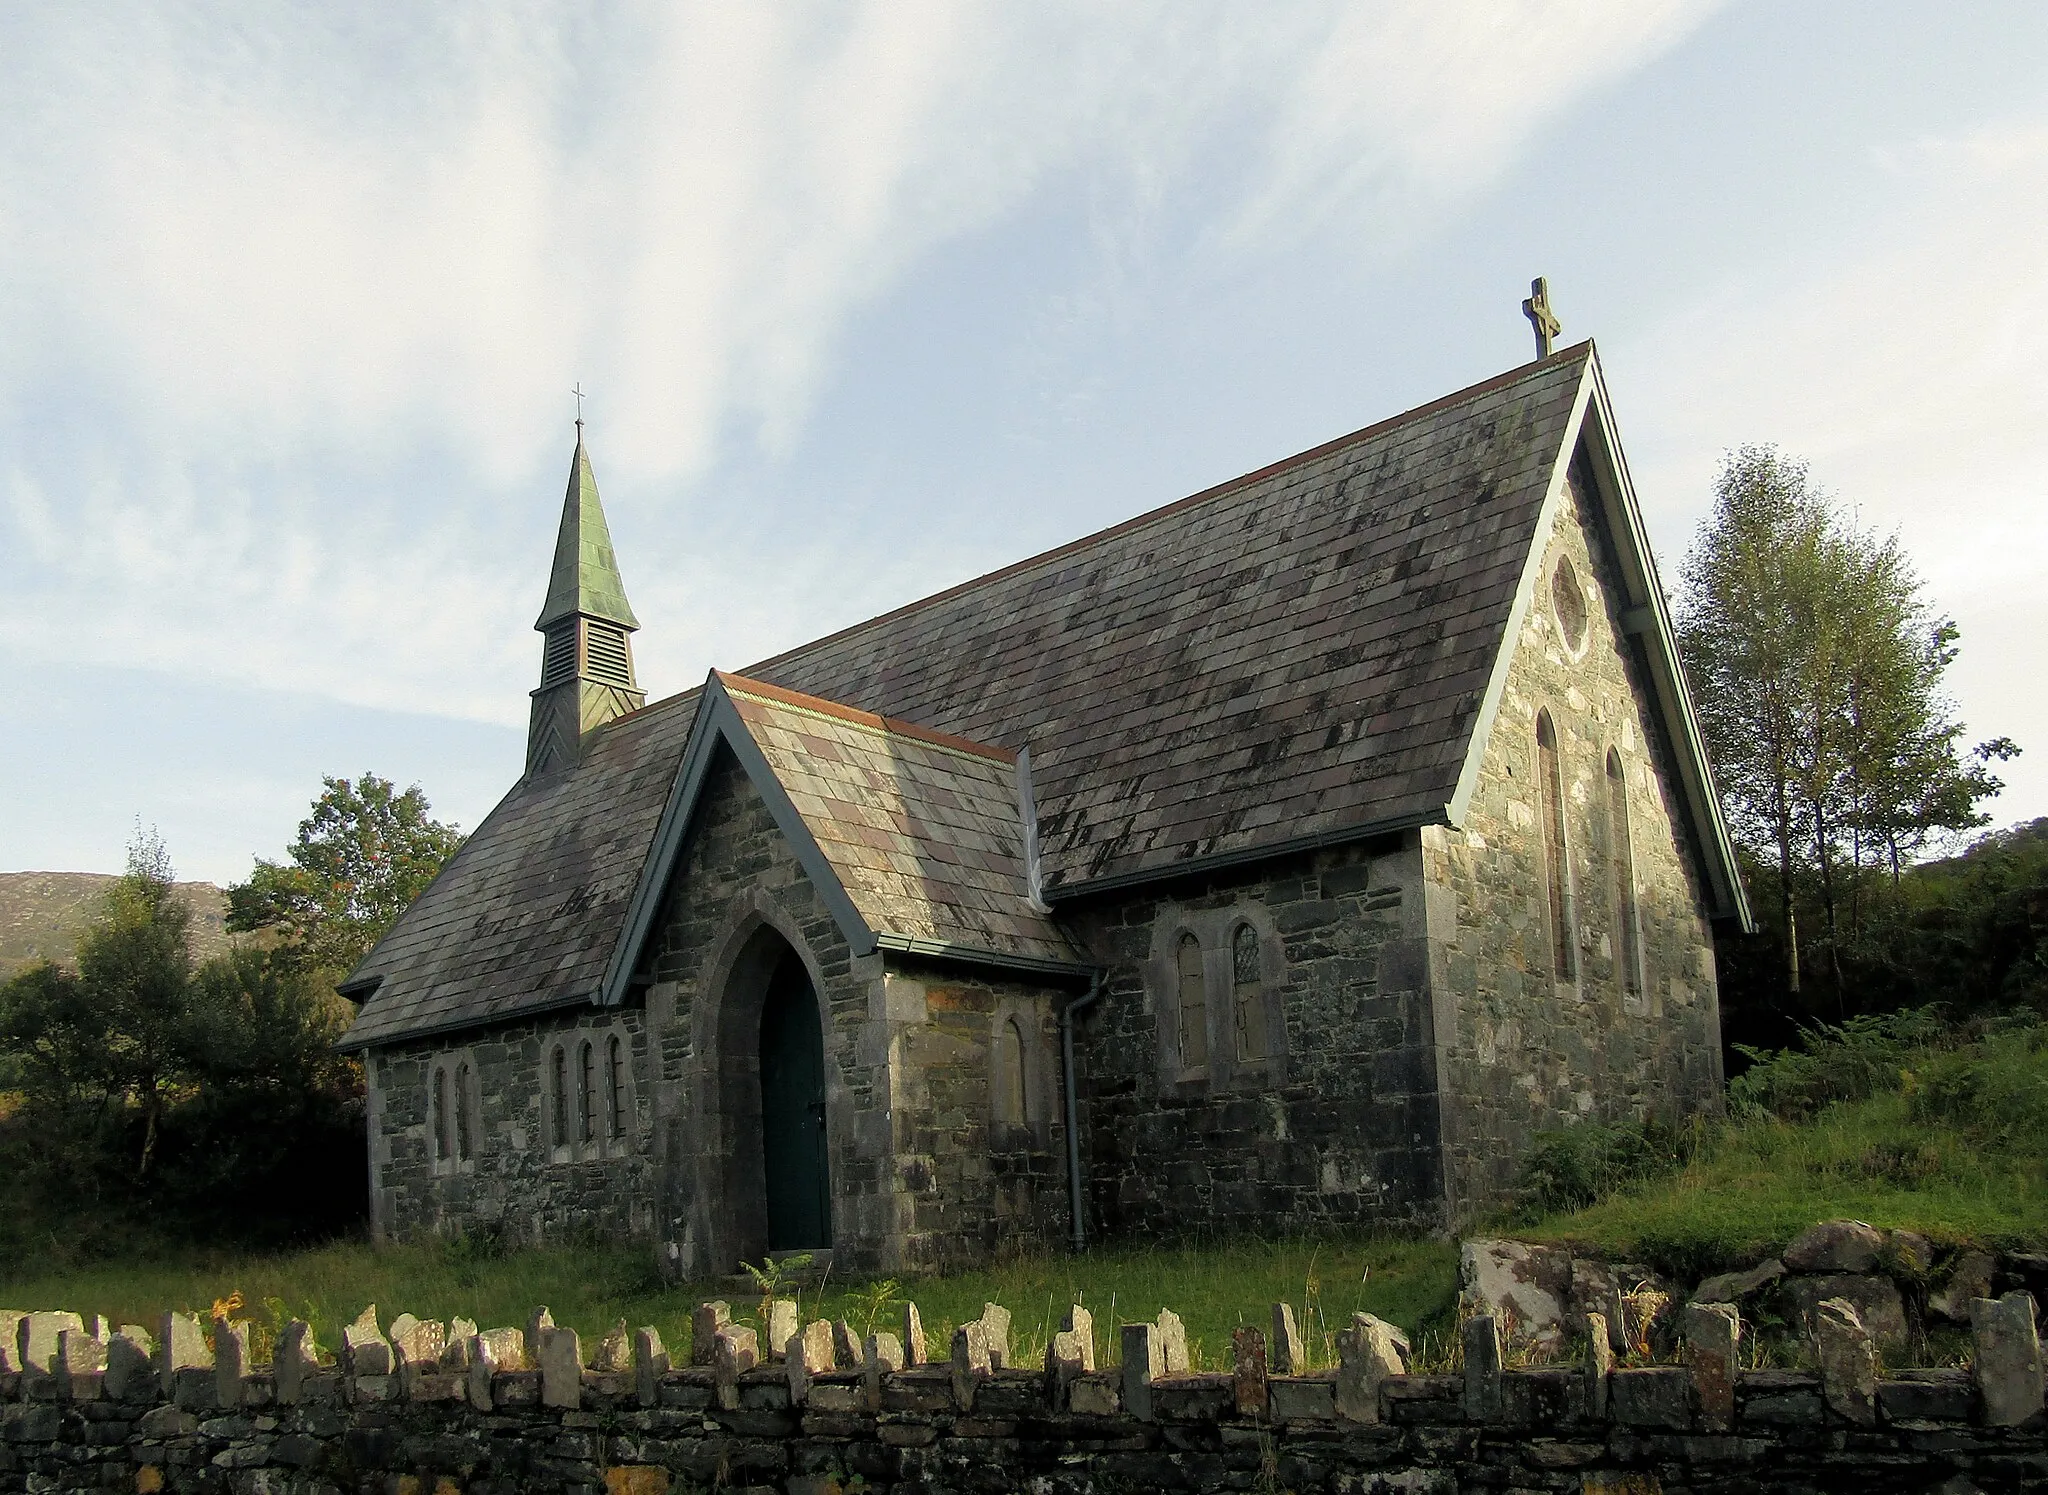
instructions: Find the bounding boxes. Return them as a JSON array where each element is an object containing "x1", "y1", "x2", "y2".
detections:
[{"x1": 1059, "y1": 970, "x2": 1105, "y2": 1253}]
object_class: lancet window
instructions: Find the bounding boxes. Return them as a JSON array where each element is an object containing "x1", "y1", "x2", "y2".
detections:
[
  {"x1": 1176, "y1": 933, "x2": 1209, "y2": 1074},
  {"x1": 1607, "y1": 749, "x2": 1642, "y2": 998},
  {"x1": 1537, "y1": 710, "x2": 1576, "y2": 982},
  {"x1": 1231, "y1": 924, "x2": 1267, "y2": 1063}
]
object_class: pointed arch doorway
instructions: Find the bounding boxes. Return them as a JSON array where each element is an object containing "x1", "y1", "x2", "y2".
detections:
[{"x1": 758, "y1": 951, "x2": 832, "y2": 1251}]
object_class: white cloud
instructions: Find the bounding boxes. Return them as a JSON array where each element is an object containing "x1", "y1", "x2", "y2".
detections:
[
  {"x1": 0, "y1": 2, "x2": 1724, "y2": 730},
  {"x1": 1230, "y1": 1, "x2": 1718, "y2": 251}
]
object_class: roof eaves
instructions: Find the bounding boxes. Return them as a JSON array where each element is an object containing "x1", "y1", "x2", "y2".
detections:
[
  {"x1": 872, "y1": 933, "x2": 1096, "y2": 982},
  {"x1": 1044, "y1": 806, "x2": 1429, "y2": 901},
  {"x1": 336, "y1": 989, "x2": 596, "y2": 1054}
]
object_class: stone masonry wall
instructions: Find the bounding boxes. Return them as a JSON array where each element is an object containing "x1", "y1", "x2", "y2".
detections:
[
  {"x1": 1063, "y1": 834, "x2": 1445, "y2": 1239},
  {"x1": 366, "y1": 1007, "x2": 656, "y2": 1248},
  {"x1": 1425, "y1": 463, "x2": 1723, "y2": 1219},
  {"x1": 637, "y1": 748, "x2": 1071, "y2": 1277},
  {"x1": 3, "y1": 1293, "x2": 2042, "y2": 1495},
  {"x1": 879, "y1": 960, "x2": 1072, "y2": 1268}
]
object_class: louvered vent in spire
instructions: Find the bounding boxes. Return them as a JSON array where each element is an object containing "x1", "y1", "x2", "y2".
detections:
[
  {"x1": 540, "y1": 623, "x2": 577, "y2": 688},
  {"x1": 585, "y1": 622, "x2": 634, "y2": 688}
]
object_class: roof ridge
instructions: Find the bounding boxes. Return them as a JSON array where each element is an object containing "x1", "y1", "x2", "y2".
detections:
[
  {"x1": 743, "y1": 343, "x2": 1593, "y2": 679},
  {"x1": 717, "y1": 671, "x2": 1018, "y2": 765}
]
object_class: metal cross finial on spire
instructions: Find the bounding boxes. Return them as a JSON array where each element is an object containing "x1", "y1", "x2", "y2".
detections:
[
  {"x1": 571, "y1": 382, "x2": 587, "y2": 431},
  {"x1": 1522, "y1": 278, "x2": 1561, "y2": 359}
]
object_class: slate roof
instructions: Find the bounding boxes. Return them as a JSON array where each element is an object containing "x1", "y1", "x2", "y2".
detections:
[
  {"x1": 343, "y1": 345, "x2": 1609, "y2": 1048},
  {"x1": 721, "y1": 675, "x2": 1078, "y2": 966},
  {"x1": 751, "y1": 347, "x2": 1590, "y2": 890},
  {"x1": 339, "y1": 688, "x2": 700, "y2": 1046}
]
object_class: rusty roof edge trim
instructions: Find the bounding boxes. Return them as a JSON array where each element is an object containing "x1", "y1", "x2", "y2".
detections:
[
  {"x1": 1578, "y1": 360, "x2": 1753, "y2": 932},
  {"x1": 598, "y1": 672, "x2": 879, "y2": 1009},
  {"x1": 336, "y1": 990, "x2": 598, "y2": 1054},
  {"x1": 1442, "y1": 353, "x2": 1600, "y2": 833},
  {"x1": 742, "y1": 345, "x2": 1597, "y2": 681},
  {"x1": 873, "y1": 932, "x2": 1097, "y2": 982},
  {"x1": 1043, "y1": 807, "x2": 1434, "y2": 903},
  {"x1": 718, "y1": 670, "x2": 1016, "y2": 765}
]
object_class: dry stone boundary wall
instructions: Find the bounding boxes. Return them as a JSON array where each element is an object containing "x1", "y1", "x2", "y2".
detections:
[{"x1": 1, "y1": 1292, "x2": 2043, "y2": 1494}]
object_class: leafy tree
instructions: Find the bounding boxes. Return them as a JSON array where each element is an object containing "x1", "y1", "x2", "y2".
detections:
[
  {"x1": 1677, "y1": 448, "x2": 1829, "y2": 993},
  {"x1": 0, "y1": 830, "x2": 198, "y2": 1178},
  {"x1": 1678, "y1": 446, "x2": 2018, "y2": 1030},
  {"x1": 227, "y1": 773, "x2": 464, "y2": 974},
  {"x1": 0, "y1": 828, "x2": 368, "y2": 1252}
]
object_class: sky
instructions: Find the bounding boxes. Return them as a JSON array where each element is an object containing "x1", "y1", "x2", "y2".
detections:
[{"x1": 2, "y1": 2, "x2": 2044, "y2": 887}]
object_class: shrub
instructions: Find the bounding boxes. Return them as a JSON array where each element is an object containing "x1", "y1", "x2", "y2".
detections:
[
  {"x1": 1512, "y1": 1118, "x2": 1690, "y2": 1217},
  {"x1": 1727, "y1": 1006, "x2": 1954, "y2": 1120},
  {"x1": 1908, "y1": 1017, "x2": 2048, "y2": 1146}
]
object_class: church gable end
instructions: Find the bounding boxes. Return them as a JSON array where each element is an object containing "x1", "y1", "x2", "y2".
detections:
[{"x1": 1423, "y1": 453, "x2": 1724, "y2": 1219}]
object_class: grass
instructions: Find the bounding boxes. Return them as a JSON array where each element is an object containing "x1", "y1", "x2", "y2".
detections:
[
  {"x1": 7, "y1": 1013, "x2": 2042, "y2": 1370},
  {"x1": 0, "y1": 1234, "x2": 1458, "y2": 1374},
  {"x1": 1515, "y1": 1096, "x2": 2048, "y2": 1283},
  {"x1": 1507, "y1": 1016, "x2": 2048, "y2": 1284}
]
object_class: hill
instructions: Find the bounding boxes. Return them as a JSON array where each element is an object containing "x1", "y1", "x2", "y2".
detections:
[{"x1": 0, "y1": 871, "x2": 234, "y2": 981}]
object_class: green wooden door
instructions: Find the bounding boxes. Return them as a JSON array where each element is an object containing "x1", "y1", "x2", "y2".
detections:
[{"x1": 759, "y1": 957, "x2": 831, "y2": 1250}]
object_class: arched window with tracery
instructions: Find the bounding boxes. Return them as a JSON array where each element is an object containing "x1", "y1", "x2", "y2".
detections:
[
  {"x1": 550, "y1": 1046, "x2": 568, "y2": 1148},
  {"x1": 1536, "y1": 710, "x2": 1576, "y2": 981},
  {"x1": 994, "y1": 1016, "x2": 1027, "y2": 1125},
  {"x1": 1231, "y1": 925, "x2": 1267, "y2": 1062},
  {"x1": 607, "y1": 1035, "x2": 626, "y2": 1138},
  {"x1": 454, "y1": 1062, "x2": 472, "y2": 1161},
  {"x1": 1607, "y1": 749, "x2": 1642, "y2": 998},
  {"x1": 431, "y1": 1067, "x2": 449, "y2": 1162},
  {"x1": 578, "y1": 1040, "x2": 596, "y2": 1143},
  {"x1": 1175, "y1": 933, "x2": 1209, "y2": 1074}
]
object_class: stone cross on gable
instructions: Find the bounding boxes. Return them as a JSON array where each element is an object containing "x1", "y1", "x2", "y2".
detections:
[{"x1": 1522, "y1": 277, "x2": 1561, "y2": 358}]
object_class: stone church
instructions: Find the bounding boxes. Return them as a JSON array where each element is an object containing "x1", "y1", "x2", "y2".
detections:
[{"x1": 340, "y1": 339, "x2": 1750, "y2": 1275}]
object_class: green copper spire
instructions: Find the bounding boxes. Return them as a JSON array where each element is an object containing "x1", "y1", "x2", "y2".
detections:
[{"x1": 535, "y1": 426, "x2": 639, "y2": 632}]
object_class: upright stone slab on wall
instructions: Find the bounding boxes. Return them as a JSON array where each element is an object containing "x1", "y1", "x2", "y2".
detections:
[{"x1": 1972, "y1": 1290, "x2": 2045, "y2": 1426}]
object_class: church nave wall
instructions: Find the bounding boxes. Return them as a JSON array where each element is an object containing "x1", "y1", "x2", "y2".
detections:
[
  {"x1": 364, "y1": 1006, "x2": 658, "y2": 1248},
  {"x1": 1062, "y1": 836, "x2": 1444, "y2": 1242}
]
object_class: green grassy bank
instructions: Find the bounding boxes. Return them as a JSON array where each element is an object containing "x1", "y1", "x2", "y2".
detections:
[{"x1": 1513, "y1": 1013, "x2": 2048, "y2": 1283}]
